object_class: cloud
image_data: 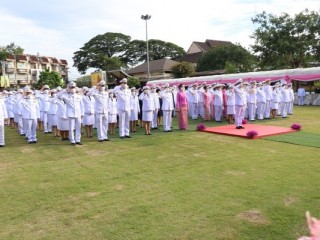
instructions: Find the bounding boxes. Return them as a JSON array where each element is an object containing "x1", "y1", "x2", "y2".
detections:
[{"x1": 1, "y1": 0, "x2": 320, "y2": 80}]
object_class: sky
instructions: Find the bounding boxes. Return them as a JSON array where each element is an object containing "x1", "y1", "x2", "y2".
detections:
[{"x1": 0, "y1": 0, "x2": 319, "y2": 81}]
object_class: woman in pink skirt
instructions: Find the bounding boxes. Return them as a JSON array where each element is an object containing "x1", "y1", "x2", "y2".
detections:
[
  {"x1": 202, "y1": 85, "x2": 211, "y2": 121},
  {"x1": 176, "y1": 84, "x2": 188, "y2": 130}
]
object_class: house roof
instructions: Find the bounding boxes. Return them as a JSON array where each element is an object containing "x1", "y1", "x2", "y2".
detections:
[
  {"x1": 41, "y1": 57, "x2": 49, "y2": 63},
  {"x1": 126, "y1": 58, "x2": 179, "y2": 74},
  {"x1": 28, "y1": 55, "x2": 38, "y2": 63},
  {"x1": 16, "y1": 55, "x2": 28, "y2": 61},
  {"x1": 6, "y1": 54, "x2": 15, "y2": 60},
  {"x1": 60, "y1": 59, "x2": 68, "y2": 65},
  {"x1": 108, "y1": 69, "x2": 131, "y2": 80},
  {"x1": 51, "y1": 58, "x2": 59, "y2": 64},
  {"x1": 176, "y1": 52, "x2": 203, "y2": 64},
  {"x1": 205, "y1": 39, "x2": 232, "y2": 48}
]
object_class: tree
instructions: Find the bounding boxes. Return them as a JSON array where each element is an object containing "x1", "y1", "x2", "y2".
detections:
[
  {"x1": 171, "y1": 62, "x2": 195, "y2": 78},
  {"x1": 34, "y1": 68, "x2": 64, "y2": 89},
  {"x1": 196, "y1": 44, "x2": 256, "y2": 72},
  {"x1": 250, "y1": 9, "x2": 320, "y2": 69},
  {"x1": 147, "y1": 40, "x2": 185, "y2": 61},
  {"x1": 5, "y1": 42, "x2": 24, "y2": 55},
  {"x1": 127, "y1": 77, "x2": 141, "y2": 89},
  {"x1": 75, "y1": 75, "x2": 92, "y2": 88},
  {"x1": 73, "y1": 32, "x2": 131, "y2": 74},
  {"x1": 0, "y1": 42, "x2": 24, "y2": 64},
  {"x1": 73, "y1": 32, "x2": 187, "y2": 73}
]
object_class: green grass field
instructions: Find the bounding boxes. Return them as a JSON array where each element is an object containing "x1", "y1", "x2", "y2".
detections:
[{"x1": 0, "y1": 106, "x2": 319, "y2": 240}]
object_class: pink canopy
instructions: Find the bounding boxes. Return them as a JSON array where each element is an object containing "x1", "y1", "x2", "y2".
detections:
[{"x1": 146, "y1": 67, "x2": 320, "y2": 87}]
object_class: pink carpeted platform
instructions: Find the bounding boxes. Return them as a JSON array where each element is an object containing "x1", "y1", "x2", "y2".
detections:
[{"x1": 202, "y1": 124, "x2": 296, "y2": 139}]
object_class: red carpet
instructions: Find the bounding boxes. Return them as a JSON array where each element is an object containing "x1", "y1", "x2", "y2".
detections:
[{"x1": 202, "y1": 124, "x2": 296, "y2": 139}]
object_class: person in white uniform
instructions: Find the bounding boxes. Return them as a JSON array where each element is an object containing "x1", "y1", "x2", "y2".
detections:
[
  {"x1": 247, "y1": 82, "x2": 257, "y2": 121},
  {"x1": 0, "y1": 90, "x2": 8, "y2": 147},
  {"x1": 58, "y1": 82, "x2": 84, "y2": 145},
  {"x1": 234, "y1": 79, "x2": 246, "y2": 129},
  {"x1": 297, "y1": 86, "x2": 306, "y2": 105},
  {"x1": 161, "y1": 83, "x2": 174, "y2": 132},
  {"x1": 256, "y1": 82, "x2": 266, "y2": 120},
  {"x1": 130, "y1": 87, "x2": 140, "y2": 133},
  {"x1": 226, "y1": 84, "x2": 235, "y2": 124},
  {"x1": 263, "y1": 79, "x2": 273, "y2": 119},
  {"x1": 81, "y1": 86, "x2": 95, "y2": 138},
  {"x1": 88, "y1": 80, "x2": 110, "y2": 142},
  {"x1": 287, "y1": 83, "x2": 294, "y2": 114},
  {"x1": 108, "y1": 91, "x2": 117, "y2": 135},
  {"x1": 38, "y1": 85, "x2": 51, "y2": 133},
  {"x1": 139, "y1": 86, "x2": 155, "y2": 135},
  {"x1": 114, "y1": 78, "x2": 131, "y2": 139},
  {"x1": 20, "y1": 86, "x2": 40, "y2": 144}
]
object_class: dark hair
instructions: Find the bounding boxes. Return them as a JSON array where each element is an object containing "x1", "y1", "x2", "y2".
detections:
[
  {"x1": 203, "y1": 85, "x2": 207, "y2": 91},
  {"x1": 178, "y1": 84, "x2": 184, "y2": 90}
]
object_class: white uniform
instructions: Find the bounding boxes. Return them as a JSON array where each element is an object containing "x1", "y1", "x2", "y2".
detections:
[
  {"x1": 297, "y1": 87, "x2": 306, "y2": 105},
  {"x1": 151, "y1": 91, "x2": 160, "y2": 128},
  {"x1": 108, "y1": 97, "x2": 118, "y2": 123},
  {"x1": 264, "y1": 84, "x2": 273, "y2": 118},
  {"x1": 88, "y1": 88, "x2": 109, "y2": 141},
  {"x1": 59, "y1": 91, "x2": 84, "y2": 144},
  {"x1": 226, "y1": 89, "x2": 235, "y2": 115},
  {"x1": 48, "y1": 95, "x2": 58, "y2": 129},
  {"x1": 247, "y1": 87, "x2": 256, "y2": 121},
  {"x1": 20, "y1": 96, "x2": 40, "y2": 143},
  {"x1": 256, "y1": 86, "x2": 266, "y2": 120},
  {"x1": 39, "y1": 92, "x2": 51, "y2": 133},
  {"x1": 234, "y1": 84, "x2": 246, "y2": 127},
  {"x1": 139, "y1": 92, "x2": 155, "y2": 122},
  {"x1": 161, "y1": 89, "x2": 174, "y2": 131},
  {"x1": 81, "y1": 95, "x2": 95, "y2": 126},
  {"x1": 115, "y1": 86, "x2": 131, "y2": 137},
  {"x1": 213, "y1": 89, "x2": 223, "y2": 122},
  {"x1": 130, "y1": 93, "x2": 140, "y2": 121},
  {"x1": 0, "y1": 94, "x2": 8, "y2": 146}
]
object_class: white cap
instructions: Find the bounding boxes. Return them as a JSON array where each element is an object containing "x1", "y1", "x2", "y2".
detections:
[
  {"x1": 24, "y1": 86, "x2": 32, "y2": 93},
  {"x1": 119, "y1": 78, "x2": 127, "y2": 83},
  {"x1": 97, "y1": 80, "x2": 106, "y2": 86},
  {"x1": 68, "y1": 81, "x2": 76, "y2": 88},
  {"x1": 235, "y1": 78, "x2": 243, "y2": 86}
]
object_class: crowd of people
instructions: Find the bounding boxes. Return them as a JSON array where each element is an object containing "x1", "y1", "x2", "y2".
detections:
[{"x1": 0, "y1": 77, "x2": 297, "y2": 147}]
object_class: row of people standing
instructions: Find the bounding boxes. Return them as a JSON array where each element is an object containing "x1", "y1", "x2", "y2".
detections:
[{"x1": 184, "y1": 79, "x2": 295, "y2": 124}]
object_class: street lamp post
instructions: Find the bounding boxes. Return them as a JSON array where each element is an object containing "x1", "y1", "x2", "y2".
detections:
[{"x1": 141, "y1": 14, "x2": 151, "y2": 81}]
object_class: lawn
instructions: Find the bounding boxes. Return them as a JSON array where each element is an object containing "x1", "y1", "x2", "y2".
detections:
[{"x1": 0, "y1": 106, "x2": 319, "y2": 240}]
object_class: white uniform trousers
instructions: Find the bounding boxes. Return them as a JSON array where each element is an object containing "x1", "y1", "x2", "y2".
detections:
[
  {"x1": 256, "y1": 102, "x2": 266, "y2": 120},
  {"x1": 0, "y1": 119, "x2": 4, "y2": 145},
  {"x1": 298, "y1": 96, "x2": 304, "y2": 105},
  {"x1": 68, "y1": 117, "x2": 82, "y2": 143},
  {"x1": 118, "y1": 110, "x2": 130, "y2": 137},
  {"x1": 96, "y1": 113, "x2": 108, "y2": 140},
  {"x1": 24, "y1": 118, "x2": 37, "y2": 142},
  {"x1": 42, "y1": 111, "x2": 49, "y2": 133},
  {"x1": 281, "y1": 102, "x2": 288, "y2": 117},
  {"x1": 162, "y1": 110, "x2": 172, "y2": 131},
  {"x1": 264, "y1": 100, "x2": 271, "y2": 118},
  {"x1": 214, "y1": 105, "x2": 222, "y2": 121},
  {"x1": 18, "y1": 115, "x2": 25, "y2": 135},
  {"x1": 277, "y1": 103, "x2": 282, "y2": 115},
  {"x1": 152, "y1": 109, "x2": 159, "y2": 128},
  {"x1": 235, "y1": 105, "x2": 244, "y2": 127},
  {"x1": 192, "y1": 103, "x2": 199, "y2": 119},
  {"x1": 199, "y1": 102, "x2": 204, "y2": 118},
  {"x1": 288, "y1": 101, "x2": 293, "y2": 114},
  {"x1": 248, "y1": 103, "x2": 256, "y2": 120}
]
